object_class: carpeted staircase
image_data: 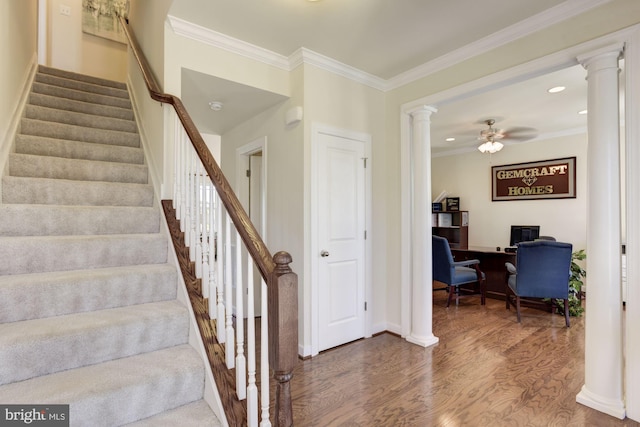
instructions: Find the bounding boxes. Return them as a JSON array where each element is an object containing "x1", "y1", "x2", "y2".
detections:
[{"x1": 0, "y1": 65, "x2": 222, "y2": 426}]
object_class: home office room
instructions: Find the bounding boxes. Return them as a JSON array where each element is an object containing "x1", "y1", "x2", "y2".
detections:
[{"x1": 418, "y1": 38, "x2": 633, "y2": 423}]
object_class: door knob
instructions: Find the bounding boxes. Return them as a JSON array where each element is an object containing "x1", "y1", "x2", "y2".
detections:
[{"x1": 320, "y1": 250, "x2": 330, "y2": 257}]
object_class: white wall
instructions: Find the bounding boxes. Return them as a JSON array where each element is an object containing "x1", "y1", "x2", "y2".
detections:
[
  {"x1": 46, "y1": 0, "x2": 127, "y2": 81},
  {"x1": 432, "y1": 133, "x2": 588, "y2": 251},
  {"x1": 126, "y1": 0, "x2": 172, "y2": 197},
  {"x1": 302, "y1": 64, "x2": 387, "y2": 342},
  {"x1": 1, "y1": 0, "x2": 38, "y2": 178}
]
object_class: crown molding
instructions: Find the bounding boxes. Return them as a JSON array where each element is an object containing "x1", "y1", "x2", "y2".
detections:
[
  {"x1": 386, "y1": 0, "x2": 613, "y2": 90},
  {"x1": 290, "y1": 48, "x2": 387, "y2": 91},
  {"x1": 167, "y1": 15, "x2": 291, "y2": 71},
  {"x1": 168, "y1": 0, "x2": 612, "y2": 92}
]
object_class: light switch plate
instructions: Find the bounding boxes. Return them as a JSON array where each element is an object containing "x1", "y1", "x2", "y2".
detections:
[{"x1": 60, "y1": 5, "x2": 71, "y2": 16}]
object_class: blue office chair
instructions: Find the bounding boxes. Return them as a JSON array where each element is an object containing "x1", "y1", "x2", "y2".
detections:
[
  {"x1": 505, "y1": 240, "x2": 573, "y2": 327},
  {"x1": 432, "y1": 235, "x2": 486, "y2": 307}
]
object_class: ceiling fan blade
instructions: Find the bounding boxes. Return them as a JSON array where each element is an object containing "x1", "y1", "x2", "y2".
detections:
[{"x1": 503, "y1": 126, "x2": 537, "y2": 142}]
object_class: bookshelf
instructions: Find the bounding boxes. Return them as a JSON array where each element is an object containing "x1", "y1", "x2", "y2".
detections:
[{"x1": 432, "y1": 210, "x2": 469, "y2": 249}]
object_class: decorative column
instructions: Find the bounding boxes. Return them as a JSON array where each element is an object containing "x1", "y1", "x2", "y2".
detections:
[
  {"x1": 624, "y1": 28, "x2": 640, "y2": 423},
  {"x1": 576, "y1": 44, "x2": 625, "y2": 419},
  {"x1": 406, "y1": 106, "x2": 439, "y2": 348}
]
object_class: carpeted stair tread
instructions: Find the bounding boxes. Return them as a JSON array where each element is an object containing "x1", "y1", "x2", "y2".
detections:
[
  {"x1": 25, "y1": 104, "x2": 138, "y2": 133},
  {"x1": 29, "y1": 92, "x2": 134, "y2": 120},
  {"x1": 124, "y1": 400, "x2": 222, "y2": 427},
  {"x1": 21, "y1": 117, "x2": 140, "y2": 147},
  {"x1": 35, "y1": 72, "x2": 130, "y2": 99},
  {"x1": 0, "y1": 264, "x2": 177, "y2": 323},
  {"x1": 0, "y1": 300, "x2": 189, "y2": 385},
  {"x1": 0, "y1": 204, "x2": 159, "y2": 236},
  {"x1": 38, "y1": 65, "x2": 127, "y2": 90},
  {"x1": 32, "y1": 81, "x2": 132, "y2": 109},
  {"x1": 2, "y1": 176, "x2": 154, "y2": 206},
  {"x1": 9, "y1": 153, "x2": 148, "y2": 184},
  {"x1": 0, "y1": 344, "x2": 206, "y2": 427},
  {"x1": 0, "y1": 233, "x2": 168, "y2": 276},
  {"x1": 15, "y1": 134, "x2": 144, "y2": 164}
]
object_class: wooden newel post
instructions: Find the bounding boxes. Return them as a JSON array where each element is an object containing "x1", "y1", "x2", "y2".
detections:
[{"x1": 269, "y1": 251, "x2": 298, "y2": 427}]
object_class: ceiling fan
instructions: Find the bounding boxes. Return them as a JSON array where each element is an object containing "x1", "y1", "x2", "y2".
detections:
[
  {"x1": 477, "y1": 119, "x2": 537, "y2": 153},
  {"x1": 477, "y1": 119, "x2": 504, "y2": 153}
]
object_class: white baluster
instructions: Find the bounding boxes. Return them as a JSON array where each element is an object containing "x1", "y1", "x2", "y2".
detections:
[
  {"x1": 260, "y1": 278, "x2": 271, "y2": 427},
  {"x1": 195, "y1": 161, "x2": 203, "y2": 279},
  {"x1": 246, "y1": 253, "x2": 258, "y2": 426},
  {"x1": 216, "y1": 193, "x2": 226, "y2": 343},
  {"x1": 173, "y1": 114, "x2": 181, "y2": 214},
  {"x1": 203, "y1": 181, "x2": 212, "y2": 303},
  {"x1": 236, "y1": 230, "x2": 247, "y2": 400},
  {"x1": 189, "y1": 152, "x2": 197, "y2": 261},
  {"x1": 225, "y1": 213, "x2": 235, "y2": 369},
  {"x1": 183, "y1": 146, "x2": 192, "y2": 243},
  {"x1": 179, "y1": 129, "x2": 187, "y2": 230}
]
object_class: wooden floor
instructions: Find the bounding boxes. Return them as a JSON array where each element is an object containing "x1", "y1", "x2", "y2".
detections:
[{"x1": 289, "y1": 292, "x2": 638, "y2": 426}]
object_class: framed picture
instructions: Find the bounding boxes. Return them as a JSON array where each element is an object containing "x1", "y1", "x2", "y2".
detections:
[
  {"x1": 82, "y1": 0, "x2": 130, "y2": 45},
  {"x1": 492, "y1": 157, "x2": 576, "y2": 201},
  {"x1": 445, "y1": 197, "x2": 460, "y2": 211}
]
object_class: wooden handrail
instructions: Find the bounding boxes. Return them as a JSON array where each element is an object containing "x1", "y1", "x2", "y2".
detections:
[
  {"x1": 119, "y1": 16, "x2": 276, "y2": 280},
  {"x1": 121, "y1": 16, "x2": 298, "y2": 426}
]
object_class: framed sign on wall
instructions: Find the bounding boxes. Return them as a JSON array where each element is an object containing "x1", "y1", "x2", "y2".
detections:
[{"x1": 492, "y1": 157, "x2": 576, "y2": 201}]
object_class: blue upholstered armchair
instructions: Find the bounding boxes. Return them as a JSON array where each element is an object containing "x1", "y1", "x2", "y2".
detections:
[
  {"x1": 505, "y1": 240, "x2": 573, "y2": 326},
  {"x1": 432, "y1": 235, "x2": 486, "y2": 307}
]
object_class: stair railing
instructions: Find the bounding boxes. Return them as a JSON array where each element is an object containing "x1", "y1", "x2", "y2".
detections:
[{"x1": 120, "y1": 17, "x2": 298, "y2": 427}]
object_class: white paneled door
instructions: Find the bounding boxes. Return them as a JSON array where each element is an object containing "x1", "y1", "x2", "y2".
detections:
[{"x1": 317, "y1": 131, "x2": 366, "y2": 351}]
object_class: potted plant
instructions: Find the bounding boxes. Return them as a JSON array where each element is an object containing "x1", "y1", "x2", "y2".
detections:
[{"x1": 552, "y1": 249, "x2": 586, "y2": 317}]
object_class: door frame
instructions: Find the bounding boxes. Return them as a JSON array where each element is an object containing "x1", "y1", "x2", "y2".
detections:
[
  {"x1": 236, "y1": 136, "x2": 267, "y2": 243},
  {"x1": 236, "y1": 137, "x2": 268, "y2": 317},
  {"x1": 310, "y1": 123, "x2": 372, "y2": 357}
]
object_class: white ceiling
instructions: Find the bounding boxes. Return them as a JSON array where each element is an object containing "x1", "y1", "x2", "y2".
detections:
[{"x1": 169, "y1": 0, "x2": 612, "y2": 151}]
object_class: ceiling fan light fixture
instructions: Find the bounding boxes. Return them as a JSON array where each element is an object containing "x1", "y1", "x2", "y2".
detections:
[
  {"x1": 477, "y1": 119, "x2": 504, "y2": 154},
  {"x1": 478, "y1": 140, "x2": 503, "y2": 154}
]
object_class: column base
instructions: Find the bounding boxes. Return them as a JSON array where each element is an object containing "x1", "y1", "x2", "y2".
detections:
[
  {"x1": 576, "y1": 385, "x2": 626, "y2": 419},
  {"x1": 406, "y1": 333, "x2": 439, "y2": 348}
]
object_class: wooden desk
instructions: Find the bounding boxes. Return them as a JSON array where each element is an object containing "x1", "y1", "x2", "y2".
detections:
[{"x1": 451, "y1": 246, "x2": 516, "y2": 299}]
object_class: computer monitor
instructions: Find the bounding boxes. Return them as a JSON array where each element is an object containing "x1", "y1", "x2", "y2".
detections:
[{"x1": 510, "y1": 225, "x2": 540, "y2": 246}]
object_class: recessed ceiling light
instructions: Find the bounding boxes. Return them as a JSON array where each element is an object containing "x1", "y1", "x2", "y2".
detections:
[
  {"x1": 445, "y1": 137, "x2": 455, "y2": 142},
  {"x1": 578, "y1": 109, "x2": 588, "y2": 115},
  {"x1": 548, "y1": 86, "x2": 566, "y2": 93}
]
